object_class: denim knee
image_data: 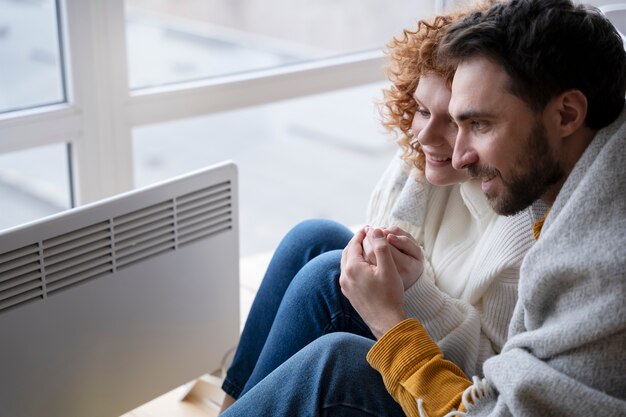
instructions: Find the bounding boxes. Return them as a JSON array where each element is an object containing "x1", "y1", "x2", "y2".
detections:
[
  {"x1": 280, "y1": 250, "x2": 343, "y2": 310},
  {"x1": 307, "y1": 333, "x2": 375, "y2": 372},
  {"x1": 316, "y1": 332, "x2": 371, "y2": 351},
  {"x1": 283, "y1": 219, "x2": 353, "y2": 252},
  {"x1": 282, "y1": 250, "x2": 373, "y2": 337}
]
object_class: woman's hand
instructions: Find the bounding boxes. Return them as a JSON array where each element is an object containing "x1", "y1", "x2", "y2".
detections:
[
  {"x1": 339, "y1": 227, "x2": 406, "y2": 339},
  {"x1": 363, "y1": 226, "x2": 424, "y2": 290}
]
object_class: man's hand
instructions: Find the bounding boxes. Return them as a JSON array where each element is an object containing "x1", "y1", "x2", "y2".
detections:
[
  {"x1": 362, "y1": 226, "x2": 424, "y2": 290},
  {"x1": 339, "y1": 227, "x2": 406, "y2": 339}
]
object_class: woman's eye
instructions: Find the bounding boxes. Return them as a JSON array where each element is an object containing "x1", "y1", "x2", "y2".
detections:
[{"x1": 416, "y1": 108, "x2": 430, "y2": 117}]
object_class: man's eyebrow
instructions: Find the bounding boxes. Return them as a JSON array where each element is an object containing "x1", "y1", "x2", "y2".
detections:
[{"x1": 453, "y1": 111, "x2": 496, "y2": 122}]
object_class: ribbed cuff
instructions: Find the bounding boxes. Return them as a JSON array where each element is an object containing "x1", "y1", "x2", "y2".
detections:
[
  {"x1": 403, "y1": 274, "x2": 444, "y2": 322},
  {"x1": 367, "y1": 319, "x2": 441, "y2": 389}
]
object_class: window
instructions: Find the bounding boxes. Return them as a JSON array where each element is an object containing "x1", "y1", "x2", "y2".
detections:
[
  {"x1": 0, "y1": 0, "x2": 71, "y2": 231},
  {"x1": 0, "y1": 0, "x2": 65, "y2": 113},
  {"x1": 0, "y1": 0, "x2": 439, "y2": 252},
  {"x1": 133, "y1": 82, "x2": 396, "y2": 255},
  {"x1": 126, "y1": 0, "x2": 432, "y2": 89},
  {"x1": 0, "y1": 143, "x2": 72, "y2": 230}
]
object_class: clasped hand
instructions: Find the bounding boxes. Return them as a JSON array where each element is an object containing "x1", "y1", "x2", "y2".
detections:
[{"x1": 339, "y1": 226, "x2": 424, "y2": 339}]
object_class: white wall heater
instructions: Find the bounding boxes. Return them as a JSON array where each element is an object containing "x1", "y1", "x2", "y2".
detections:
[{"x1": 0, "y1": 161, "x2": 240, "y2": 417}]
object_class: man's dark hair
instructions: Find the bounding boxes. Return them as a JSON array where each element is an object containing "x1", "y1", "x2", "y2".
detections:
[{"x1": 439, "y1": 0, "x2": 626, "y2": 129}]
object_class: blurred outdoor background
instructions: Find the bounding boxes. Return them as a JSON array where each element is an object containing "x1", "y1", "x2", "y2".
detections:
[
  {"x1": 0, "y1": 0, "x2": 436, "y2": 256},
  {"x1": 1, "y1": 0, "x2": 616, "y2": 256}
]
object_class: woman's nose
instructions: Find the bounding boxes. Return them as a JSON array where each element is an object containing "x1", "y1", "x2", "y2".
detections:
[{"x1": 415, "y1": 120, "x2": 445, "y2": 147}]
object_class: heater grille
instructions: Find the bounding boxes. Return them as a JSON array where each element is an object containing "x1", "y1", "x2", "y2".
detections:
[
  {"x1": 0, "y1": 180, "x2": 233, "y2": 314},
  {"x1": 114, "y1": 201, "x2": 176, "y2": 269},
  {"x1": 177, "y1": 182, "x2": 233, "y2": 246},
  {"x1": 43, "y1": 222, "x2": 114, "y2": 295}
]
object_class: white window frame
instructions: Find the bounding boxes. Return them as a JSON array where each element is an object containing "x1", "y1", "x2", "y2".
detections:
[{"x1": 0, "y1": 0, "x2": 441, "y2": 206}]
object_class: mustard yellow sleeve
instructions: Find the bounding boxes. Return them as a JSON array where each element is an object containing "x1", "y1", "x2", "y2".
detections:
[{"x1": 367, "y1": 319, "x2": 471, "y2": 417}]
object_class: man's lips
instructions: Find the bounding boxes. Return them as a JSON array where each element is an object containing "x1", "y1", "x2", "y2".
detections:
[
  {"x1": 468, "y1": 165, "x2": 500, "y2": 193},
  {"x1": 481, "y1": 176, "x2": 496, "y2": 193}
]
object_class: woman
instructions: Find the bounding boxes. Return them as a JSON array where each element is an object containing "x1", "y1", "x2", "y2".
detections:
[{"x1": 220, "y1": 3, "x2": 544, "y2": 413}]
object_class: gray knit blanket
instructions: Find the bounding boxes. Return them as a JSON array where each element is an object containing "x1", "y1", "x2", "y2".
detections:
[{"x1": 467, "y1": 106, "x2": 626, "y2": 416}]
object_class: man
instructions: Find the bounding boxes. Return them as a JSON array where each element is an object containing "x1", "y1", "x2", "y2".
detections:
[{"x1": 220, "y1": 1, "x2": 626, "y2": 415}]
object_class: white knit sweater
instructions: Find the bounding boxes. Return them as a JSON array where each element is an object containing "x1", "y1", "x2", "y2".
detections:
[{"x1": 366, "y1": 153, "x2": 545, "y2": 377}]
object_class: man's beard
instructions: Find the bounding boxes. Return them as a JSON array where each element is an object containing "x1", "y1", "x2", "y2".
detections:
[{"x1": 468, "y1": 121, "x2": 564, "y2": 216}]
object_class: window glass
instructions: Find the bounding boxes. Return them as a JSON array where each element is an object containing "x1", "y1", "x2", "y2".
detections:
[
  {"x1": 133, "y1": 83, "x2": 397, "y2": 255},
  {"x1": 125, "y1": 0, "x2": 433, "y2": 89},
  {"x1": 0, "y1": 0, "x2": 65, "y2": 113},
  {"x1": 0, "y1": 143, "x2": 72, "y2": 231}
]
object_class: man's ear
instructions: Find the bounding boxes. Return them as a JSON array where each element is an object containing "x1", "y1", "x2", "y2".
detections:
[{"x1": 550, "y1": 89, "x2": 588, "y2": 137}]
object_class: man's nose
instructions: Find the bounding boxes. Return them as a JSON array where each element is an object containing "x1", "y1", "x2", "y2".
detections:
[{"x1": 452, "y1": 132, "x2": 478, "y2": 170}]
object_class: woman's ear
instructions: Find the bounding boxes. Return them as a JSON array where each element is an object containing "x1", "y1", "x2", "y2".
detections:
[{"x1": 553, "y1": 89, "x2": 588, "y2": 137}]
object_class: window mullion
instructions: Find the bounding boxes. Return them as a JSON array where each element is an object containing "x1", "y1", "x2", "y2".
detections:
[
  {"x1": 63, "y1": 0, "x2": 133, "y2": 205},
  {"x1": 129, "y1": 51, "x2": 387, "y2": 127},
  {"x1": 0, "y1": 106, "x2": 81, "y2": 154}
]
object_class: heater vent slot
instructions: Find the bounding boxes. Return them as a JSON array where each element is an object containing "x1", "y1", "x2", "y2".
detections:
[
  {"x1": 0, "y1": 244, "x2": 43, "y2": 312},
  {"x1": 43, "y1": 222, "x2": 114, "y2": 295},
  {"x1": 177, "y1": 181, "x2": 233, "y2": 247},
  {"x1": 113, "y1": 201, "x2": 176, "y2": 269}
]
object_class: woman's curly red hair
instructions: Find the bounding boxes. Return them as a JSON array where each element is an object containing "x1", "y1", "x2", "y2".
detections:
[{"x1": 380, "y1": 4, "x2": 492, "y2": 175}]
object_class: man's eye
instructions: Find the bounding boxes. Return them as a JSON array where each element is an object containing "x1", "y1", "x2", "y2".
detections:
[{"x1": 471, "y1": 120, "x2": 488, "y2": 130}]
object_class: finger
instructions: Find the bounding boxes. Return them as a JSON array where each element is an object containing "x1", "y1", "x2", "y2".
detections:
[
  {"x1": 384, "y1": 227, "x2": 419, "y2": 253},
  {"x1": 362, "y1": 234, "x2": 376, "y2": 265},
  {"x1": 388, "y1": 244, "x2": 409, "y2": 267},
  {"x1": 387, "y1": 234, "x2": 422, "y2": 260},
  {"x1": 371, "y1": 228, "x2": 398, "y2": 274},
  {"x1": 344, "y1": 227, "x2": 366, "y2": 260},
  {"x1": 341, "y1": 228, "x2": 363, "y2": 266},
  {"x1": 383, "y1": 226, "x2": 412, "y2": 239}
]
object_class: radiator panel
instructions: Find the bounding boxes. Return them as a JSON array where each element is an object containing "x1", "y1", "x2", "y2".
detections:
[{"x1": 0, "y1": 161, "x2": 239, "y2": 417}]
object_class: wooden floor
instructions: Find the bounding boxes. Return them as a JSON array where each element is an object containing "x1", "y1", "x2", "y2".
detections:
[{"x1": 121, "y1": 381, "x2": 222, "y2": 417}]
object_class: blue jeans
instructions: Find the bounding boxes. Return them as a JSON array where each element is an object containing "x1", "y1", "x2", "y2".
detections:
[
  {"x1": 222, "y1": 219, "x2": 376, "y2": 399},
  {"x1": 221, "y1": 333, "x2": 405, "y2": 417}
]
